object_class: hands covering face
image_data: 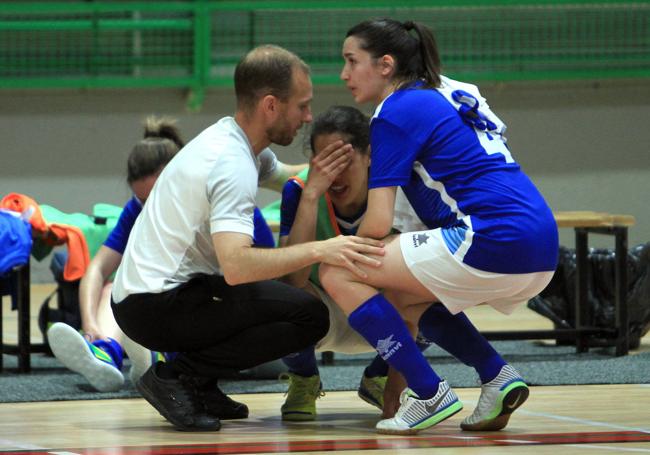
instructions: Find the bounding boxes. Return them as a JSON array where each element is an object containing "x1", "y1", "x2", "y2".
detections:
[{"x1": 304, "y1": 138, "x2": 353, "y2": 199}]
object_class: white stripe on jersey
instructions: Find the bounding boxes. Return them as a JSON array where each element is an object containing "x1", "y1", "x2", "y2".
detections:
[
  {"x1": 413, "y1": 161, "x2": 466, "y2": 220},
  {"x1": 412, "y1": 161, "x2": 475, "y2": 261}
]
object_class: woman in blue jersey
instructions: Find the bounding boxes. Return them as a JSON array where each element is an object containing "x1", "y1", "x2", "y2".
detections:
[
  {"x1": 47, "y1": 117, "x2": 185, "y2": 393},
  {"x1": 319, "y1": 19, "x2": 559, "y2": 435},
  {"x1": 48, "y1": 118, "x2": 273, "y2": 413}
]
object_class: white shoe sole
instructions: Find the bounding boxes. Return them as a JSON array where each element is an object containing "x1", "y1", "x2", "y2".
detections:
[
  {"x1": 48, "y1": 323, "x2": 124, "y2": 392},
  {"x1": 376, "y1": 400, "x2": 463, "y2": 435},
  {"x1": 461, "y1": 383, "x2": 529, "y2": 431}
]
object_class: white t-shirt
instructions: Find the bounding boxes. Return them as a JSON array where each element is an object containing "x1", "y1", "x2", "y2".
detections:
[{"x1": 112, "y1": 117, "x2": 278, "y2": 303}]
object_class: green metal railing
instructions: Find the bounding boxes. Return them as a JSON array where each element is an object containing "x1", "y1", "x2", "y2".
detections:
[{"x1": 1, "y1": 1, "x2": 649, "y2": 110}]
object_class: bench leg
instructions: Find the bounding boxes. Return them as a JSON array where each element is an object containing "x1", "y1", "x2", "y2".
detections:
[
  {"x1": 575, "y1": 228, "x2": 589, "y2": 353},
  {"x1": 16, "y1": 263, "x2": 31, "y2": 373},
  {"x1": 615, "y1": 227, "x2": 629, "y2": 356}
]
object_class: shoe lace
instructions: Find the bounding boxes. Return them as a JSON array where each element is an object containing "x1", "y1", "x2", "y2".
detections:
[
  {"x1": 392, "y1": 388, "x2": 416, "y2": 420},
  {"x1": 279, "y1": 373, "x2": 325, "y2": 401}
]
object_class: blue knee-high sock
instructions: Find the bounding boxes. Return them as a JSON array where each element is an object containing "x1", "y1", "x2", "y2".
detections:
[
  {"x1": 282, "y1": 346, "x2": 319, "y2": 377},
  {"x1": 418, "y1": 303, "x2": 506, "y2": 384},
  {"x1": 349, "y1": 294, "x2": 441, "y2": 399},
  {"x1": 364, "y1": 338, "x2": 429, "y2": 378}
]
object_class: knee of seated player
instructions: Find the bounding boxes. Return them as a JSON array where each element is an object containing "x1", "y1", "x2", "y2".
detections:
[{"x1": 319, "y1": 263, "x2": 350, "y2": 303}]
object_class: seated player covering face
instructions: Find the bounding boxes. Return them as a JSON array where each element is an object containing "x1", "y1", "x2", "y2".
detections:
[{"x1": 277, "y1": 106, "x2": 377, "y2": 420}]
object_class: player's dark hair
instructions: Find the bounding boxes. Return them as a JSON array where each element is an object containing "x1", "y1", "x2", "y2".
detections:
[
  {"x1": 127, "y1": 116, "x2": 183, "y2": 184},
  {"x1": 346, "y1": 19, "x2": 441, "y2": 89},
  {"x1": 308, "y1": 106, "x2": 369, "y2": 155}
]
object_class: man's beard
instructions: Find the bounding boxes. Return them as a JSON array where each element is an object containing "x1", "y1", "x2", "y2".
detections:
[{"x1": 267, "y1": 120, "x2": 296, "y2": 146}]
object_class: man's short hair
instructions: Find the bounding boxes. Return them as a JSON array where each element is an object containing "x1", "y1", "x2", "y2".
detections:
[{"x1": 234, "y1": 45, "x2": 310, "y2": 113}]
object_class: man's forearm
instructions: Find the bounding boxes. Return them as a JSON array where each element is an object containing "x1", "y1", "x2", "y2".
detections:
[{"x1": 222, "y1": 241, "x2": 321, "y2": 285}]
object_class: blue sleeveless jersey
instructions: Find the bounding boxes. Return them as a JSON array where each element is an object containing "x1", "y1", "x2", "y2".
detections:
[{"x1": 369, "y1": 77, "x2": 558, "y2": 274}]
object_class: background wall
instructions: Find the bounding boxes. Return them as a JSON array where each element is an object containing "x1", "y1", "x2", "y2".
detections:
[{"x1": 1, "y1": 79, "x2": 648, "y2": 282}]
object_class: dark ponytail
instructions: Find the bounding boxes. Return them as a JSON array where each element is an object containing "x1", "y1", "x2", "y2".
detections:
[
  {"x1": 404, "y1": 21, "x2": 441, "y2": 88},
  {"x1": 126, "y1": 116, "x2": 184, "y2": 184},
  {"x1": 346, "y1": 19, "x2": 441, "y2": 89}
]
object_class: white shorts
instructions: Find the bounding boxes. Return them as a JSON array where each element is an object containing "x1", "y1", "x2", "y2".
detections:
[
  {"x1": 309, "y1": 283, "x2": 375, "y2": 355},
  {"x1": 399, "y1": 228, "x2": 554, "y2": 315}
]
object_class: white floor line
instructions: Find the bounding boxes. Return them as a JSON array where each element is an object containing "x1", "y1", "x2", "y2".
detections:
[
  {"x1": 516, "y1": 409, "x2": 650, "y2": 434},
  {"x1": 492, "y1": 438, "x2": 536, "y2": 444},
  {"x1": 0, "y1": 439, "x2": 48, "y2": 451},
  {"x1": 564, "y1": 444, "x2": 650, "y2": 453}
]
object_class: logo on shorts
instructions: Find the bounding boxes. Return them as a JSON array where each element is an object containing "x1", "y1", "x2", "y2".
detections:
[
  {"x1": 412, "y1": 233, "x2": 430, "y2": 248},
  {"x1": 376, "y1": 335, "x2": 403, "y2": 360}
]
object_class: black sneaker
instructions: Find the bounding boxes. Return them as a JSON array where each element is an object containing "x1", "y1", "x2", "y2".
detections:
[
  {"x1": 136, "y1": 363, "x2": 221, "y2": 431},
  {"x1": 198, "y1": 382, "x2": 249, "y2": 420}
]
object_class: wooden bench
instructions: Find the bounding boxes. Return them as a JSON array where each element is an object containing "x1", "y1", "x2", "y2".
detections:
[{"x1": 482, "y1": 211, "x2": 636, "y2": 356}]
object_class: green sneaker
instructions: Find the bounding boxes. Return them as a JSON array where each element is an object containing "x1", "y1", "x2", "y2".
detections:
[
  {"x1": 358, "y1": 374, "x2": 387, "y2": 410},
  {"x1": 280, "y1": 372, "x2": 323, "y2": 421}
]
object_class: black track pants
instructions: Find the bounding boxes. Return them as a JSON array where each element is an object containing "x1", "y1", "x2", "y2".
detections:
[{"x1": 112, "y1": 274, "x2": 329, "y2": 379}]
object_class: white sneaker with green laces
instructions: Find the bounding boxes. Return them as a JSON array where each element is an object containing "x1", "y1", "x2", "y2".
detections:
[
  {"x1": 376, "y1": 380, "x2": 463, "y2": 435},
  {"x1": 461, "y1": 364, "x2": 529, "y2": 431}
]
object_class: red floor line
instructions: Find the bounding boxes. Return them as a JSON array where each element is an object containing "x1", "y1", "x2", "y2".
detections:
[{"x1": 2, "y1": 431, "x2": 650, "y2": 455}]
